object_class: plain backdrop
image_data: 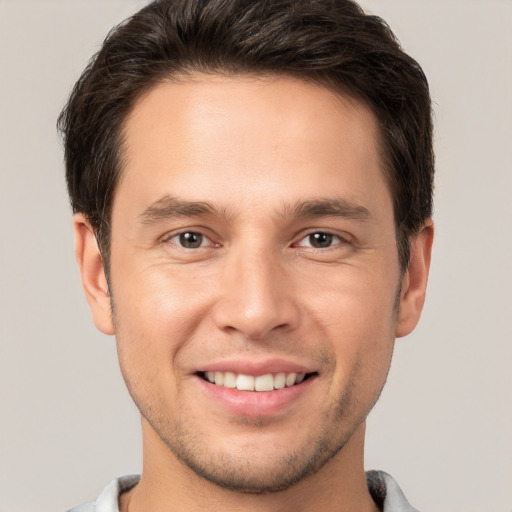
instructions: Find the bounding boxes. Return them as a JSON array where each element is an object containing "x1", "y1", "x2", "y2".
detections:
[{"x1": 1, "y1": 1, "x2": 511, "y2": 511}]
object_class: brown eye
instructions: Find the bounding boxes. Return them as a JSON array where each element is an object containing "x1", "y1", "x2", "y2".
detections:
[
  {"x1": 178, "y1": 232, "x2": 204, "y2": 248},
  {"x1": 308, "y1": 233, "x2": 334, "y2": 248}
]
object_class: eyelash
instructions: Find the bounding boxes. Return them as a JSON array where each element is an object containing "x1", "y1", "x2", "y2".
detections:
[
  {"x1": 161, "y1": 231, "x2": 217, "y2": 249},
  {"x1": 160, "y1": 230, "x2": 350, "y2": 251},
  {"x1": 293, "y1": 232, "x2": 348, "y2": 250}
]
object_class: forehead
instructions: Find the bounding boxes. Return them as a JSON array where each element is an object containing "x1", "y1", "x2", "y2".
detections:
[{"x1": 115, "y1": 73, "x2": 389, "y2": 219}]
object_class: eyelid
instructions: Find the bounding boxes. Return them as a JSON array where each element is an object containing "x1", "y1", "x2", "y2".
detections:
[
  {"x1": 159, "y1": 228, "x2": 218, "y2": 248},
  {"x1": 293, "y1": 230, "x2": 352, "y2": 248}
]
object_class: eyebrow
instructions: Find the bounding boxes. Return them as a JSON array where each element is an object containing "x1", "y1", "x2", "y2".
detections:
[
  {"x1": 138, "y1": 195, "x2": 221, "y2": 225},
  {"x1": 138, "y1": 195, "x2": 371, "y2": 225},
  {"x1": 282, "y1": 198, "x2": 371, "y2": 222}
]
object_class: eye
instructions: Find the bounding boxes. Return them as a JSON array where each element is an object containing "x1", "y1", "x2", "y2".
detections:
[
  {"x1": 166, "y1": 231, "x2": 211, "y2": 249},
  {"x1": 296, "y1": 232, "x2": 344, "y2": 249}
]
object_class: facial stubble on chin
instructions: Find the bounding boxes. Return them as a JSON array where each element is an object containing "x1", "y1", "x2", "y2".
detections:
[
  {"x1": 140, "y1": 379, "x2": 361, "y2": 494},
  {"x1": 118, "y1": 350, "x2": 392, "y2": 495},
  {"x1": 108, "y1": 280, "x2": 400, "y2": 494}
]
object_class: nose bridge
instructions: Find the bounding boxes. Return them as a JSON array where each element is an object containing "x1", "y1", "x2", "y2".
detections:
[{"x1": 213, "y1": 241, "x2": 298, "y2": 339}]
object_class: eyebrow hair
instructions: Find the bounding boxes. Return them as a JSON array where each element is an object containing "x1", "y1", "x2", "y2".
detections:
[
  {"x1": 138, "y1": 195, "x2": 220, "y2": 224},
  {"x1": 138, "y1": 195, "x2": 371, "y2": 225},
  {"x1": 283, "y1": 198, "x2": 371, "y2": 221}
]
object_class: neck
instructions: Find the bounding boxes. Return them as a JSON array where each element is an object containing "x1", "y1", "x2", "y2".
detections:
[{"x1": 121, "y1": 420, "x2": 379, "y2": 512}]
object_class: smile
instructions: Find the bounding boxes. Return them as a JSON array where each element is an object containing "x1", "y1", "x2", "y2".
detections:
[{"x1": 200, "y1": 371, "x2": 314, "y2": 391}]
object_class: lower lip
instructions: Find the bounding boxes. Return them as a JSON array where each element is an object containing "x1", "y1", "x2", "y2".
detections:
[{"x1": 195, "y1": 375, "x2": 316, "y2": 417}]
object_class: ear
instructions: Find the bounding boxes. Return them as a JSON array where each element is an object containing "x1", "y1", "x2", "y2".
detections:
[
  {"x1": 73, "y1": 214, "x2": 115, "y2": 335},
  {"x1": 396, "y1": 220, "x2": 434, "y2": 338}
]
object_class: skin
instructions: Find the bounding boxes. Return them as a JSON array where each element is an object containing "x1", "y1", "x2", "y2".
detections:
[{"x1": 74, "y1": 74, "x2": 433, "y2": 512}]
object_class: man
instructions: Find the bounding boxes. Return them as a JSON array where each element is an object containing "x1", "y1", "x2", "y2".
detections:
[{"x1": 58, "y1": 0, "x2": 434, "y2": 510}]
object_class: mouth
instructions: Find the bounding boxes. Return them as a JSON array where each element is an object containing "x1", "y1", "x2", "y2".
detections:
[{"x1": 197, "y1": 371, "x2": 317, "y2": 391}]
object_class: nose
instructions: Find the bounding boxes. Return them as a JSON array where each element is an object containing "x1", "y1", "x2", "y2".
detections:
[{"x1": 212, "y1": 247, "x2": 300, "y2": 340}]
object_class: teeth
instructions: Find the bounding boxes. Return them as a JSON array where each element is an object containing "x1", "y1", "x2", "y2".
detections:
[
  {"x1": 255, "y1": 374, "x2": 274, "y2": 391},
  {"x1": 223, "y1": 371, "x2": 237, "y2": 388},
  {"x1": 285, "y1": 372, "x2": 297, "y2": 387},
  {"x1": 236, "y1": 374, "x2": 255, "y2": 391},
  {"x1": 214, "y1": 372, "x2": 224, "y2": 386},
  {"x1": 203, "y1": 371, "x2": 308, "y2": 391},
  {"x1": 274, "y1": 372, "x2": 286, "y2": 389}
]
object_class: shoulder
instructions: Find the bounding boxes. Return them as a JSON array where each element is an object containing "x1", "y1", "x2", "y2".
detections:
[
  {"x1": 366, "y1": 470, "x2": 420, "y2": 512},
  {"x1": 66, "y1": 475, "x2": 141, "y2": 512},
  {"x1": 66, "y1": 504, "x2": 94, "y2": 512}
]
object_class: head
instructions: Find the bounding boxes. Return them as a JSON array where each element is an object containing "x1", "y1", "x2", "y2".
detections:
[{"x1": 59, "y1": 0, "x2": 434, "y2": 496}]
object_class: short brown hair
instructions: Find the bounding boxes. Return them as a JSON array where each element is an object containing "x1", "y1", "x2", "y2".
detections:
[{"x1": 58, "y1": 0, "x2": 434, "y2": 272}]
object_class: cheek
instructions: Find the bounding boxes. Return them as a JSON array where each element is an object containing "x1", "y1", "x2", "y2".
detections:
[
  {"x1": 111, "y1": 266, "x2": 214, "y2": 375},
  {"x1": 304, "y1": 261, "x2": 399, "y2": 331},
  {"x1": 111, "y1": 272, "x2": 205, "y2": 415},
  {"x1": 304, "y1": 266, "x2": 398, "y2": 386}
]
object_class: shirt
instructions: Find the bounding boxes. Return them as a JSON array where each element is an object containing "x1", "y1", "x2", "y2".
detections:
[{"x1": 67, "y1": 471, "x2": 419, "y2": 512}]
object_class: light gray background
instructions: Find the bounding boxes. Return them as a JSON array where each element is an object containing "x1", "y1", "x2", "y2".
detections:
[{"x1": 1, "y1": 1, "x2": 511, "y2": 511}]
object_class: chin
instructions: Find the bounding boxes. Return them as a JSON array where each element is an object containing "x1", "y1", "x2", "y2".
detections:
[{"x1": 164, "y1": 425, "x2": 347, "y2": 494}]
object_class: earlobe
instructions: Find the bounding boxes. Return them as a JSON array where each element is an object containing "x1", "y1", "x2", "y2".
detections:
[
  {"x1": 73, "y1": 214, "x2": 115, "y2": 335},
  {"x1": 396, "y1": 220, "x2": 434, "y2": 338}
]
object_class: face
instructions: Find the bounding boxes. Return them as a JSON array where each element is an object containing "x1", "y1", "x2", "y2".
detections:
[{"x1": 78, "y1": 74, "x2": 428, "y2": 492}]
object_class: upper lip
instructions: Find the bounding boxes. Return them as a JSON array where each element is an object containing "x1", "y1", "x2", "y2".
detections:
[{"x1": 194, "y1": 357, "x2": 316, "y2": 376}]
